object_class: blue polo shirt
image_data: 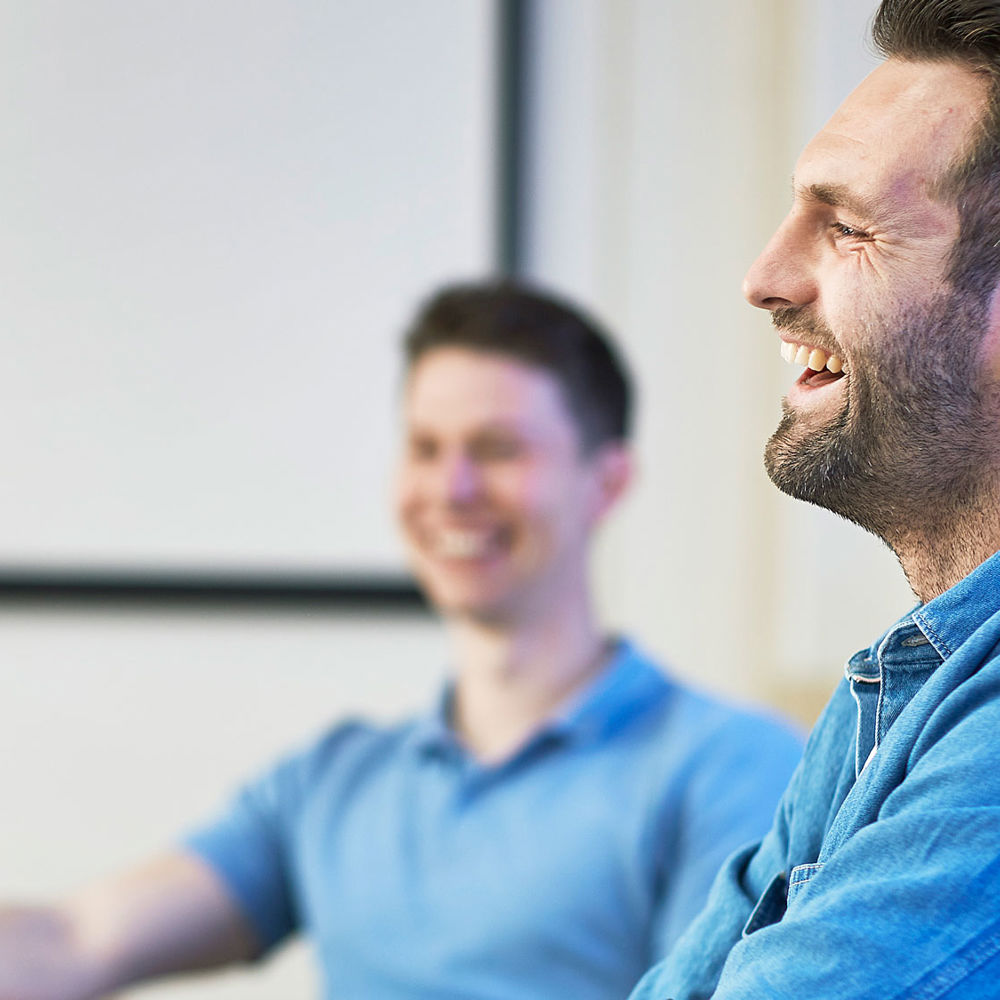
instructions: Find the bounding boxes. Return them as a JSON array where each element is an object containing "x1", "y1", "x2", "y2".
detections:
[{"x1": 184, "y1": 639, "x2": 802, "y2": 999}]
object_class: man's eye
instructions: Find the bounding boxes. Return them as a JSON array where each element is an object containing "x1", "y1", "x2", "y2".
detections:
[
  {"x1": 409, "y1": 439, "x2": 438, "y2": 461},
  {"x1": 831, "y1": 221, "x2": 871, "y2": 241},
  {"x1": 473, "y1": 439, "x2": 522, "y2": 461}
]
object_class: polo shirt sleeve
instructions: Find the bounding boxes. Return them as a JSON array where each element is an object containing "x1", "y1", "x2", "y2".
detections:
[
  {"x1": 181, "y1": 758, "x2": 303, "y2": 957},
  {"x1": 180, "y1": 723, "x2": 362, "y2": 957}
]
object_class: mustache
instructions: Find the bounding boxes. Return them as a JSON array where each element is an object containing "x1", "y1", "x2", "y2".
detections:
[{"x1": 771, "y1": 307, "x2": 844, "y2": 358}]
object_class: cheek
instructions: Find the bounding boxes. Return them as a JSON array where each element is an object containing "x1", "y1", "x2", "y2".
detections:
[
  {"x1": 825, "y1": 268, "x2": 873, "y2": 334},
  {"x1": 488, "y1": 465, "x2": 541, "y2": 506},
  {"x1": 392, "y1": 471, "x2": 422, "y2": 528},
  {"x1": 827, "y1": 279, "x2": 891, "y2": 360},
  {"x1": 518, "y1": 474, "x2": 593, "y2": 538}
]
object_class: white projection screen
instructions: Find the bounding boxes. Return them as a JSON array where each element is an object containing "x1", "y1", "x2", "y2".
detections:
[{"x1": 0, "y1": 1, "x2": 499, "y2": 579}]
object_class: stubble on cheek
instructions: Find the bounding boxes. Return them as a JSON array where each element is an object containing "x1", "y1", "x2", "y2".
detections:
[{"x1": 763, "y1": 283, "x2": 1000, "y2": 540}]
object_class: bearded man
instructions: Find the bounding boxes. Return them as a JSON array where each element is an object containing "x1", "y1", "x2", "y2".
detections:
[{"x1": 629, "y1": 1, "x2": 1000, "y2": 997}]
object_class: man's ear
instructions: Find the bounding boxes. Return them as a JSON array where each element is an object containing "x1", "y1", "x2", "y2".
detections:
[{"x1": 587, "y1": 443, "x2": 634, "y2": 524}]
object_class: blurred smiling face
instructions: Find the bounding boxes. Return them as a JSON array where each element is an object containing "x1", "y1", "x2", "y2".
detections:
[{"x1": 396, "y1": 347, "x2": 616, "y2": 625}]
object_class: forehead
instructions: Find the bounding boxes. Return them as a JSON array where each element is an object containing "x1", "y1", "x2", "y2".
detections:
[
  {"x1": 404, "y1": 347, "x2": 574, "y2": 434},
  {"x1": 796, "y1": 58, "x2": 988, "y2": 211}
]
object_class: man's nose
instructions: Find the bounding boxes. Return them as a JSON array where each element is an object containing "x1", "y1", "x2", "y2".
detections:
[
  {"x1": 442, "y1": 454, "x2": 482, "y2": 504},
  {"x1": 743, "y1": 214, "x2": 817, "y2": 311}
]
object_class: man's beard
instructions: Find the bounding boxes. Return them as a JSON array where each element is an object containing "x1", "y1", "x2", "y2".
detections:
[{"x1": 764, "y1": 288, "x2": 1000, "y2": 545}]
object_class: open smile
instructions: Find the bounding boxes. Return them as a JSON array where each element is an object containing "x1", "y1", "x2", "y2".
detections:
[
  {"x1": 780, "y1": 338, "x2": 846, "y2": 390},
  {"x1": 431, "y1": 526, "x2": 510, "y2": 562}
]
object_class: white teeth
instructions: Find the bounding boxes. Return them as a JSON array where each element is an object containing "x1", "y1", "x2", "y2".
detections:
[
  {"x1": 437, "y1": 530, "x2": 491, "y2": 559},
  {"x1": 780, "y1": 341, "x2": 845, "y2": 377},
  {"x1": 807, "y1": 349, "x2": 827, "y2": 372}
]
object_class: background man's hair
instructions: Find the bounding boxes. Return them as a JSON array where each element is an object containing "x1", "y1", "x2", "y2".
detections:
[
  {"x1": 873, "y1": 0, "x2": 1000, "y2": 299},
  {"x1": 403, "y1": 280, "x2": 632, "y2": 453}
]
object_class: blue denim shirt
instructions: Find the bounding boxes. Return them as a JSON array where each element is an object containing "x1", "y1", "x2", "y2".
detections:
[{"x1": 629, "y1": 549, "x2": 1000, "y2": 1000}]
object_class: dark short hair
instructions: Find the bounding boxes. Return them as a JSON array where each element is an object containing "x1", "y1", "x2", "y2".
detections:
[
  {"x1": 402, "y1": 280, "x2": 632, "y2": 453},
  {"x1": 872, "y1": 0, "x2": 1000, "y2": 298}
]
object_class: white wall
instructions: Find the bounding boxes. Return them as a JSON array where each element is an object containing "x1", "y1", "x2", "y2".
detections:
[
  {"x1": 0, "y1": 0, "x2": 496, "y2": 575},
  {"x1": 1, "y1": 8, "x2": 489, "y2": 988},
  {"x1": 1, "y1": 9, "x2": 486, "y2": 989}
]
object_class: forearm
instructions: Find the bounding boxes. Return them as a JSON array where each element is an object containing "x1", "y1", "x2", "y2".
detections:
[
  {"x1": 0, "y1": 904, "x2": 108, "y2": 1000},
  {"x1": 69, "y1": 854, "x2": 257, "y2": 987},
  {"x1": 0, "y1": 853, "x2": 256, "y2": 1000}
]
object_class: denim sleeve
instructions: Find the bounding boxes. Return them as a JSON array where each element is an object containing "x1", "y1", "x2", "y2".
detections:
[
  {"x1": 649, "y1": 715, "x2": 803, "y2": 958},
  {"x1": 669, "y1": 667, "x2": 1000, "y2": 1000}
]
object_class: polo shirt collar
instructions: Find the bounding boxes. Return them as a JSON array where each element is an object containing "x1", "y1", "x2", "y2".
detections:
[
  {"x1": 406, "y1": 689, "x2": 460, "y2": 758},
  {"x1": 545, "y1": 638, "x2": 672, "y2": 744},
  {"x1": 406, "y1": 637, "x2": 672, "y2": 760}
]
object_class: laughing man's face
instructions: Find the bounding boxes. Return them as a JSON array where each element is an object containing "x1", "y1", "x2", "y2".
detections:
[
  {"x1": 395, "y1": 347, "x2": 619, "y2": 625},
  {"x1": 743, "y1": 58, "x2": 1000, "y2": 540}
]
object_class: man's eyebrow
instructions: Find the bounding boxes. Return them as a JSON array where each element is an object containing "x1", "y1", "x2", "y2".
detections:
[{"x1": 795, "y1": 181, "x2": 880, "y2": 220}]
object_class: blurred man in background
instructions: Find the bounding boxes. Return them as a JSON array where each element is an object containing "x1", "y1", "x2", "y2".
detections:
[
  {"x1": 0, "y1": 281, "x2": 800, "y2": 999},
  {"x1": 629, "y1": 1, "x2": 1000, "y2": 997}
]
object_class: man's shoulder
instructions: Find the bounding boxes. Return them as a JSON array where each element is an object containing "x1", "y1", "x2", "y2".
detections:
[
  {"x1": 617, "y1": 636, "x2": 804, "y2": 766},
  {"x1": 245, "y1": 713, "x2": 424, "y2": 805}
]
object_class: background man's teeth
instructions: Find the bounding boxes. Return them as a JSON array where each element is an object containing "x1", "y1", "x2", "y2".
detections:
[
  {"x1": 794, "y1": 344, "x2": 811, "y2": 366},
  {"x1": 781, "y1": 341, "x2": 796, "y2": 363},
  {"x1": 827, "y1": 356, "x2": 843, "y2": 374},
  {"x1": 440, "y1": 532, "x2": 488, "y2": 558},
  {"x1": 807, "y1": 348, "x2": 828, "y2": 371}
]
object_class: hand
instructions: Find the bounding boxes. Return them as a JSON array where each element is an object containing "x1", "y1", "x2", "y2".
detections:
[{"x1": 0, "y1": 906, "x2": 102, "y2": 1000}]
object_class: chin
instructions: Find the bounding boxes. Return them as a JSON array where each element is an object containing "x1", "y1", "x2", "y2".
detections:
[
  {"x1": 418, "y1": 579, "x2": 508, "y2": 622},
  {"x1": 442, "y1": 602, "x2": 516, "y2": 627}
]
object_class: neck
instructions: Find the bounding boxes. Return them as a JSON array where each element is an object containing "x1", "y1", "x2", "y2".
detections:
[
  {"x1": 446, "y1": 593, "x2": 609, "y2": 764},
  {"x1": 889, "y1": 494, "x2": 1000, "y2": 603}
]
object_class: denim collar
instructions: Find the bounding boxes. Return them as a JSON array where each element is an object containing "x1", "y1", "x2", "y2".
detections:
[
  {"x1": 846, "y1": 547, "x2": 1000, "y2": 684},
  {"x1": 406, "y1": 637, "x2": 672, "y2": 761},
  {"x1": 911, "y1": 547, "x2": 1000, "y2": 660}
]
